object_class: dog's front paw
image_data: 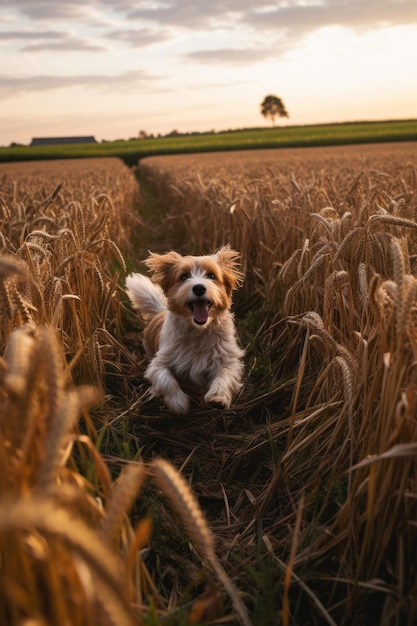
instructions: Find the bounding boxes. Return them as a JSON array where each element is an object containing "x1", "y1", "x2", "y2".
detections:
[
  {"x1": 164, "y1": 389, "x2": 190, "y2": 414},
  {"x1": 204, "y1": 388, "x2": 232, "y2": 409}
]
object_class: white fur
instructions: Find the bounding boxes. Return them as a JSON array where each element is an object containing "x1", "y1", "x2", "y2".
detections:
[
  {"x1": 126, "y1": 259, "x2": 244, "y2": 414},
  {"x1": 146, "y1": 311, "x2": 244, "y2": 413},
  {"x1": 125, "y1": 273, "x2": 166, "y2": 322}
]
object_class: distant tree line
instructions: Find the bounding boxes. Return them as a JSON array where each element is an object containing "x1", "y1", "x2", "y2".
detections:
[{"x1": 9, "y1": 96, "x2": 290, "y2": 147}]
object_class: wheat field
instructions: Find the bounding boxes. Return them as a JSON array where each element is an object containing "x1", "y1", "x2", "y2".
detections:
[
  {"x1": 1, "y1": 143, "x2": 417, "y2": 625},
  {"x1": 138, "y1": 142, "x2": 417, "y2": 625}
]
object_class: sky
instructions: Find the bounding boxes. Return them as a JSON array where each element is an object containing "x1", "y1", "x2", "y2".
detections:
[{"x1": 0, "y1": 0, "x2": 416, "y2": 146}]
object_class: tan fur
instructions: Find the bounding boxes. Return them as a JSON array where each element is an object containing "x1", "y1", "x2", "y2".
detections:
[{"x1": 143, "y1": 311, "x2": 166, "y2": 358}]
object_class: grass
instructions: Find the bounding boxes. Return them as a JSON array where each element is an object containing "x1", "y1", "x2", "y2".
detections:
[
  {"x1": 1, "y1": 119, "x2": 417, "y2": 165},
  {"x1": 1, "y1": 141, "x2": 417, "y2": 624}
]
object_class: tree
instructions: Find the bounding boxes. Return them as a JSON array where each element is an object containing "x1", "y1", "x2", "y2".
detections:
[{"x1": 260, "y1": 95, "x2": 289, "y2": 126}]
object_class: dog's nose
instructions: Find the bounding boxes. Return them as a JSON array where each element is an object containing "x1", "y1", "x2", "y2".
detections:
[{"x1": 192, "y1": 284, "x2": 206, "y2": 297}]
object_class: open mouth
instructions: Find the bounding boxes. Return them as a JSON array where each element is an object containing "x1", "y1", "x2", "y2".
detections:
[{"x1": 188, "y1": 299, "x2": 212, "y2": 325}]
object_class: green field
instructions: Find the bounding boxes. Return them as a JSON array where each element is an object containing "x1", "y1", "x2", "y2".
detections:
[{"x1": 2, "y1": 119, "x2": 417, "y2": 165}]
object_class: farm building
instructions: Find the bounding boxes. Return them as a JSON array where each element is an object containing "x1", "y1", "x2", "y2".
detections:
[{"x1": 30, "y1": 136, "x2": 97, "y2": 146}]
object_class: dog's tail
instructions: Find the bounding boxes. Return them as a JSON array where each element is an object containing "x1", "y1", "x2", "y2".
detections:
[{"x1": 125, "y1": 273, "x2": 167, "y2": 322}]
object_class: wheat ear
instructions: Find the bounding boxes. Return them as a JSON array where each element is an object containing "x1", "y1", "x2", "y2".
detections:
[
  {"x1": 150, "y1": 458, "x2": 214, "y2": 561},
  {"x1": 38, "y1": 384, "x2": 99, "y2": 492},
  {"x1": 100, "y1": 462, "x2": 146, "y2": 545},
  {"x1": 0, "y1": 496, "x2": 136, "y2": 626},
  {"x1": 150, "y1": 458, "x2": 253, "y2": 626},
  {"x1": 4, "y1": 324, "x2": 38, "y2": 398}
]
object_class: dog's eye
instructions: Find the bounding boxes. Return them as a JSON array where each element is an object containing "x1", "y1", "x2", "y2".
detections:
[
  {"x1": 180, "y1": 273, "x2": 189, "y2": 281},
  {"x1": 206, "y1": 272, "x2": 216, "y2": 280}
]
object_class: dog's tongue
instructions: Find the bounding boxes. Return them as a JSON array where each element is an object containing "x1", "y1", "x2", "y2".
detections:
[{"x1": 193, "y1": 300, "x2": 209, "y2": 325}]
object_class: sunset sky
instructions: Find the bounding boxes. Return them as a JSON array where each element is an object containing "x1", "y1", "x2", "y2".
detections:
[{"x1": 1, "y1": 0, "x2": 416, "y2": 146}]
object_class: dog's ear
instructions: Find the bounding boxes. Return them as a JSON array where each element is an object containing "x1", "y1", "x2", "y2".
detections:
[
  {"x1": 215, "y1": 245, "x2": 244, "y2": 294},
  {"x1": 144, "y1": 251, "x2": 182, "y2": 291}
]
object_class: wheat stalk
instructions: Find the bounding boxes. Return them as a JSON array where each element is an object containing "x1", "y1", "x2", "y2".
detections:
[{"x1": 150, "y1": 458, "x2": 253, "y2": 626}]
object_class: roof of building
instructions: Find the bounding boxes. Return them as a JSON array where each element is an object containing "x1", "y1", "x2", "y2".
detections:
[{"x1": 30, "y1": 136, "x2": 98, "y2": 146}]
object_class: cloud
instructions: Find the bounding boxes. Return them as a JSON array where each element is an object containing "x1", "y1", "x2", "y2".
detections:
[
  {"x1": 246, "y1": 1, "x2": 417, "y2": 35},
  {"x1": 127, "y1": 0, "x2": 247, "y2": 29},
  {"x1": 23, "y1": 39, "x2": 105, "y2": 52},
  {"x1": 126, "y1": 0, "x2": 417, "y2": 32},
  {"x1": 178, "y1": 0, "x2": 417, "y2": 66},
  {"x1": 0, "y1": 69, "x2": 163, "y2": 99},
  {"x1": 2, "y1": 0, "x2": 417, "y2": 68},
  {"x1": 0, "y1": 30, "x2": 64, "y2": 40},
  {"x1": 4, "y1": 1, "x2": 417, "y2": 37},
  {"x1": 0, "y1": 29, "x2": 106, "y2": 52},
  {"x1": 0, "y1": 0, "x2": 93, "y2": 20},
  {"x1": 185, "y1": 46, "x2": 284, "y2": 66},
  {"x1": 104, "y1": 27, "x2": 172, "y2": 48}
]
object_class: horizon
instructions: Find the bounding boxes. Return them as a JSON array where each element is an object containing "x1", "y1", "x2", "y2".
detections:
[
  {"x1": 1, "y1": 1, "x2": 416, "y2": 147},
  {"x1": 7, "y1": 117, "x2": 415, "y2": 148}
]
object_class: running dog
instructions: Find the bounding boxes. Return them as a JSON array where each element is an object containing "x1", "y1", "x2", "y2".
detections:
[{"x1": 125, "y1": 246, "x2": 244, "y2": 414}]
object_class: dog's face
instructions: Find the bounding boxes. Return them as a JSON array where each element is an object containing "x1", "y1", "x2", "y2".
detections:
[{"x1": 145, "y1": 246, "x2": 243, "y2": 327}]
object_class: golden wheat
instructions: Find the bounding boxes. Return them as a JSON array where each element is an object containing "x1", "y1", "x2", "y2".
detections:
[
  {"x1": 0, "y1": 292, "x2": 251, "y2": 624},
  {"x1": 2, "y1": 142, "x2": 417, "y2": 624},
  {"x1": 0, "y1": 158, "x2": 139, "y2": 387},
  {"x1": 138, "y1": 142, "x2": 417, "y2": 624}
]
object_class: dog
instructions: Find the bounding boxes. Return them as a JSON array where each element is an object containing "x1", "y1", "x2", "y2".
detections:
[{"x1": 125, "y1": 246, "x2": 245, "y2": 414}]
